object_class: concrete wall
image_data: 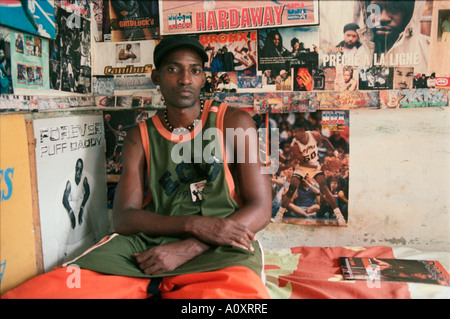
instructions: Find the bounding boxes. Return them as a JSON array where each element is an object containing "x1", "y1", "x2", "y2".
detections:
[{"x1": 259, "y1": 106, "x2": 450, "y2": 251}]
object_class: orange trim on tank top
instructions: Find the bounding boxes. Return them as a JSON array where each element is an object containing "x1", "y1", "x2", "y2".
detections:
[
  {"x1": 216, "y1": 103, "x2": 243, "y2": 206},
  {"x1": 139, "y1": 121, "x2": 152, "y2": 207},
  {"x1": 152, "y1": 100, "x2": 212, "y2": 143}
]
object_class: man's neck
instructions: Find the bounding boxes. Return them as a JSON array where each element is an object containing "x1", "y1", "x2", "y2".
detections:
[{"x1": 163, "y1": 100, "x2": 202, "y2": 130}]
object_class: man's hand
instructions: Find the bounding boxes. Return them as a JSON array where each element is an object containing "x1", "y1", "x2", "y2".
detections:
[
  {"x1": 134, "y1": 215, "x2": 258, "y2": 275},
  {"x1": 134, "y1": 214, "x2": 257, "y2": 276},
  {"x1": 187, "y1": 216, "x2": 256, "y2": 251},
  {"x1": 322, "y1": 157, "x2": 343, "y2": 172},
  {"x1": 135, "y1": 239, "x2": 206, "y2": 275}
]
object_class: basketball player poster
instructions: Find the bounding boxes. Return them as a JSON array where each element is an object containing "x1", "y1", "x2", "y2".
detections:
[
  {"x1": 269, "y1": 110, "x2": 350, "y2": 227},
  {"x1": 0, "y1": 0, "x2": 56, "y2": 39},
  {"x1": 9, "y1": 29, "x2": 50, "y2": 91},
  {"x1": 50, "y1": 7, "x2": 91, "y2": 93},
  {"x1": 103, "y1": 109, "x2": 154, "y2": 208},
  {"x1": 33, "y1": 115, "x2": 110, "y2": 272}
]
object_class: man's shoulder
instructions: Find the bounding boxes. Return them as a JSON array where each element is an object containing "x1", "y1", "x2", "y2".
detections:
[
  {"x1": 223, "y1": 106, "x2": 254, "y2": 130},
  {"x1": 309, "y1": 130, "x2": 323, "y2": 140},
  {"x1": 124, "y1": 123, "x2": 145, "y2": 147}
]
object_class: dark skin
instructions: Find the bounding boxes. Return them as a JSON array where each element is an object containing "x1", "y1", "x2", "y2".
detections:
[
  {"x1": 112, "y1": 47, "x2": 271, "y2": 275},
  {"x1": 369, "y1": 1, "x2": 414, "y2": 54},
  {"x1": 279, "y1": 128, "x2": 342, "y2": 220},
  {"x1": 62, "y1": 159, "x2": 90, "y2": 228}
]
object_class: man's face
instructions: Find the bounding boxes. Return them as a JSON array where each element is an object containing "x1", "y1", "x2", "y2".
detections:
[
  {"x1": 292, "y1": 127, "x2": 306, "y2": 139},
  {"x1": 370, "y1": 1, "x2": 413, "y2": 41},
  {"x1": 344, "y1": 30, "x2": 359, "y2": 48},
  {"x1": 343, "y1": 71, "x2": 352, "y2": 83},
  {"x1": 285, "y1": 167, "x2": 293, "y2": 178},
  {"x1": 75, "y1": 160, "x2": 83, "y2": 185},
  {"x1": 386, "y1": 91, "x2": 401, "y2": 108},
  {"x1": 222, "y1": 74, "x2": 230, "y2": 83},
  {"x1": 296, "y1": 68, "x2": 310, "y2": 88},
  {"x1": 394, "y1": 67, "x2": 414, "y2": 89},
  {"x1": 152, "y1": 47, "x2": 206, "y2": 109},
  {"x1": 330, "y1": 181, "x2": 338, "y2": 190},
  {"x1": 273, "y1": 34, "x2": 280, "y2": 47}
]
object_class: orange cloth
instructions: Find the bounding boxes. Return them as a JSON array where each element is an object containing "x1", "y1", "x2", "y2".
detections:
[
  {"x1": 160, "y1": 266, "x2": 269, "y2": 299},
  {"x1": 2, "y1": 266, "x2": 269, "y2": 299},
  {"x1": 264, "y1": 246, "x2": 411, "y2": 299}
]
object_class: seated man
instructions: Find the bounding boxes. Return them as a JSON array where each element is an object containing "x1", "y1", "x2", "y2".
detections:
[{"x1": 2, "y1": 35, "x2": 271, "y2": 299}]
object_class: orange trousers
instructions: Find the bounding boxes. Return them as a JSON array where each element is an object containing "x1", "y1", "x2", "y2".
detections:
[{"x1": 1, "y1": 266, "x2": 270, "y2": 299}]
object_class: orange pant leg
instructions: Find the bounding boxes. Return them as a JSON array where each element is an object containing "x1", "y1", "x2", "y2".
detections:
[
  {"x1": 160, "y1": 266, "x2": 270, "y2": 299},
  {"x1": 1, "y1": 267, "x2": 152, "y2": 299},
  {"x1": 2, "y1": 266, "x2": 269, "y2": 299}
]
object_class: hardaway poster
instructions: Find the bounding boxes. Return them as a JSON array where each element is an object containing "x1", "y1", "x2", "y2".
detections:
[{"x1": 159, "y1": 0, "x2": 319, "y2": 35}]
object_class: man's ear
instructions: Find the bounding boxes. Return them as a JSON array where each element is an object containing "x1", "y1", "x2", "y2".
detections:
[
  {"x1": 151, "y1": 69, "x2": 159, "y2": 86},
  {"x1": 201, "y1": 71, "x2": 206, "y2": 88}
]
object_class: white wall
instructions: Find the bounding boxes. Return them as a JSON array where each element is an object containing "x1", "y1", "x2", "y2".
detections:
[{"x1": 259, "y1": 106, "x2": 450, "y2": 251}]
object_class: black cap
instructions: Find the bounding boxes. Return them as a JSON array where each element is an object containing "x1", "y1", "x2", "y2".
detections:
[
  {"x1": 153, "y1": 35, "x2": 208, "y2": 69},
  {"x1": 343, "y1": 23, "x2": 360, "y2": 33}
]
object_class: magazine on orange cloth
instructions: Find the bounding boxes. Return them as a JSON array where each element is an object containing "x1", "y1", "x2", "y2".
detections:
[{"x1": 339, "y1": 257, "x2": 450, "y2": 286}]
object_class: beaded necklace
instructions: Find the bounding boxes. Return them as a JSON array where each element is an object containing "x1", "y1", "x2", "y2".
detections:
[{"x1": 164, "y1": 99, "x2": 204, "y2": 134}]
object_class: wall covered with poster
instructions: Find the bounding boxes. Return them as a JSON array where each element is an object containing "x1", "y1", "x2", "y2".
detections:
[
  {"x1": 0, "y1": 0, "x2": 449, "y2": 252},
  {"x1": 1, "y1": 1, "x2": 447, "y2": 107}
]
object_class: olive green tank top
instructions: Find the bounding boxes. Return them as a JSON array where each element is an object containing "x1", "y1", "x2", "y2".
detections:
[
  {"x1": 67, "y1": 100, "x2": 264, "y2": 278},
  {"x1": 142, "y1": 99, "x2": 241, "y2": 219}
]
